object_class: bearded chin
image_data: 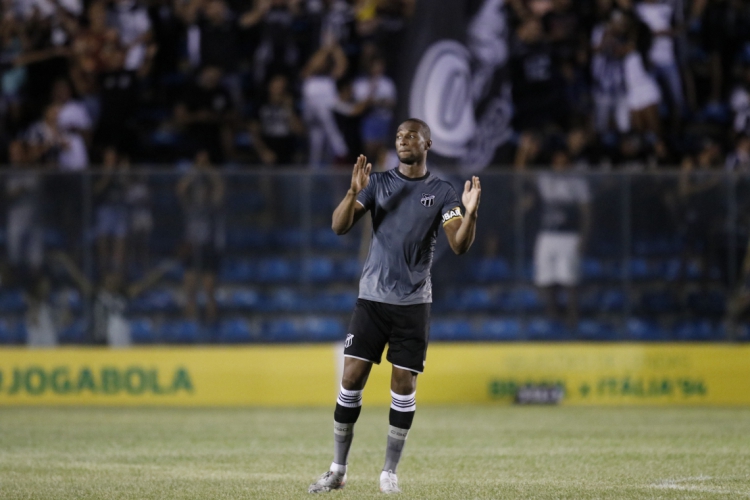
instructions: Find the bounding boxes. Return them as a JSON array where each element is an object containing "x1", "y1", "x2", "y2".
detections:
[{"x1": 399, "y1": 153, "x2": 417, "y2": 165}]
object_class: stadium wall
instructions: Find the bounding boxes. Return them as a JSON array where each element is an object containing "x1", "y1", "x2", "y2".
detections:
[{"x1": 0, "y1": 344, "x2": 748, "y2": 406}]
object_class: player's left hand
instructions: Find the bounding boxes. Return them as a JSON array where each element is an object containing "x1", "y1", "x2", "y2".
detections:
[{"x1": 462, "y1": 176, "x2": 481, "y2": 216}]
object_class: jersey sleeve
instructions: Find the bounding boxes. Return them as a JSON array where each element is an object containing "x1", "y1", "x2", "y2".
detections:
[
  {"x1": 356, "y1": 173, "x2": 377, "y2": 210},
  {"x1": 440, "y1": 184, "x2": 463, "y2": 226}
]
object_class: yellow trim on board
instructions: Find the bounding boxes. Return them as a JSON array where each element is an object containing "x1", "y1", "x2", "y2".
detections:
[{"x1": 0, "y1": 344, "x2": 748, "y2": 406}]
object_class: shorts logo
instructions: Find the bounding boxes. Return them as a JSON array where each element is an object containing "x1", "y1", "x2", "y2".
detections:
[
  {"x1": 420, "y1": 193, "x2": 435, "y2": 207},
  {"x1": 345, "y1": 333, "x2": 354, "y2": 348}
]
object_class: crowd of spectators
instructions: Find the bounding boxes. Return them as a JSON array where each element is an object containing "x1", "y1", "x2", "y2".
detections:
[
  {"x1": 1, "y1": 0, "x2": 750, "y2": 170},
  {"x1": 3, "y1": 0, "x2": 750, "y2": 342},
  {"x1": 0, "y1": 0, "x2": 409, "y2": 169},
  {"x1": 506, "y1": 0, "x2": 750, "y2": 172}
]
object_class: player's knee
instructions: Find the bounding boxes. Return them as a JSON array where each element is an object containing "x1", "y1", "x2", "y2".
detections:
[
  {"x1": 341, "y1": 374, "x2": 365, "y2": 391},
  {"x1": 390, "y1": 371, "x2": 417, "y2": 395}
]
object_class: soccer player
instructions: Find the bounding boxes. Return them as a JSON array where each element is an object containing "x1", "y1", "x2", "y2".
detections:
[{"x1": 308, "y1": 119, "x2": 481, "y2": 494}]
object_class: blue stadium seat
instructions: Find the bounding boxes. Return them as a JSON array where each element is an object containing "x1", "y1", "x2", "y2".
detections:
[
  {"x1": 0, "y1": 290, "x2": 26, "y2": 313},
  {"x1": 626, "y1": 318, "x2": 669, "y2": 341},
  {"x1": 130, "y1": 318, "x2": 158, "y2": 344},
  {"x1": 53, "y1": 288, "x2": 83, "y2": 312},
  {"x1": 271, "y1": 228, "x2": 305, "y2": 247},
  {"x1": 599, "y1": 288, "x2": 626, "y2": 312},
  {"x1": 44, "y1": 228, "x2": 66, "y2": 249},
  {"x1": 256, "y1": 258, "x2": 298, "y2": 283},
  {"x1": 501, "y1": 288, "x2": 542, "y2": 313},
  {"x1": 225, "y1": 228, "x2": 270, "y2": 251},
  {"x1": 478, "y1": 318, "x2": 521, "y2": 341},
  {"x1": 686, "y1": 290, "x2": 726, "y2": 316},
  {"x1": 629, "y1": 258, "x2": 655, "y2": 281},
  {"x1": 640, "y1": 289, "x2": 680, "y2": 314},
  {"x1": 148, "y1": 129, "x2": 180, "y2": 146},
  {"x1": 302, "y1": 257, "x2": 335, "y2": 283},
  {"x1": 581, "y1": 258, "x2": 606, "y2": 282},
  {"x1": 660, "y1": 258, "x2": 702, "y2": 281},
  {"x1": 129, "y1": 288, "x2": 179, "y2": 313},
  {"x1": 431, "y1": 319, "x2": 473, "y2": 341},
  {"x1": 577, "y1": 320, "x2": 620, "y2": 341},
  {"x1": 265, "y1": 288, "x2": 304, "y2": 312},
  {"x1": 221, "y1": 288, "x2": 260, "y2": 311},
  {"x1": 736, "y1": 324, "x2": 750, "y2": 341},
  {"x1": 454, "y1": 287, "x2": 495, "y2": 312},
  {"x1": 220, "y1": 258, "x2": 256, "y2": 282},
  {"x1": 673, "y1": 320, "x2": 722, "y2": 341},
  {"x1": 59, "y1": 318, "x2": 88, "y2": 344},
  {"x1": 470, "y1": 258, "x2": 512, "y2": 283},
  {"x1": 0, "y1": 319, "x2": 26, "y2": 344},
  {"x1": 161, "y1": 320, "x2": 202, "y2": 343},
  {"x1": 314, "y1": 291, "x2": 357, "y2": 313},
  {"x1": 304, "y1": 317, "x2": 346, "y2": 341},
  {"x1": 527, "y1": 318, "x2": 570, "y2": 340},
  {"x1": 226, "y1": 191, "x2": 265, "y2": 212},
  {"x1": 313, "y1": 227, "x2": 359, "y2": 251},
  {"x1": 336, "y1": 258, "x2": 362, "y2": 281},
  {"x1": 218, "y1": 318, "x2": 256, "y2": 343},
  {"x1": 263, "y1": 319, "x2": 305, "y2": 342},
  {"x1": 633, "y1": 237, "x2": 682, "y2": 257}
]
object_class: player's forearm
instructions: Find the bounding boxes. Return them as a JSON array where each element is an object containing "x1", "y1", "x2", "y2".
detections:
[
  {"x1": 332, "y1": 190, "x2": 360, "y2": 235},
  {"x1": 452, "y1": 212, "x2": 478, "y2": 255}
]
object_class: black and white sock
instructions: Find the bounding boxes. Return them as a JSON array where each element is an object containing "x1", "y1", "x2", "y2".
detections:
[
  {"x1": 383, "y1": 390, "x2": 416, "y2": 474},
  {"x1": 331, "y1": 385, "x2": 363, "y2": 474}
]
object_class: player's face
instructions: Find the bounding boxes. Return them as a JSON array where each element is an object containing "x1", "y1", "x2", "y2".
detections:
[{"x1": 395, "y1": 125, "x2": 429, "y2": 165}]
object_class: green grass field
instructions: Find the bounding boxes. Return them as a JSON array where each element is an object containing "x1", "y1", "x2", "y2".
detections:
[{"x1": 1, "y1": 406, "x2": 749, "y2": 499}]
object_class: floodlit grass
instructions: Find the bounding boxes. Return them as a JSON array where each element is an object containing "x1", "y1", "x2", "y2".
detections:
[{"x1": 1, "y1": 406, "x2": 749, "y2": 499}]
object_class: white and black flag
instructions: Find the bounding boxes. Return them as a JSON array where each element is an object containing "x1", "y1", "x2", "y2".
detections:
[{"x1": 395, "y1": 0, "x2": 513, "y2": 172}]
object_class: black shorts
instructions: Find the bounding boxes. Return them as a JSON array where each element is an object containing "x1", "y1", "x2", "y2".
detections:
[{"x1": 344, "y1": 299, "x2": 431, "y2": 374}]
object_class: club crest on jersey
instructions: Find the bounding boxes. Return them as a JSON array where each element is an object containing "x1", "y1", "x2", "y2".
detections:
[
  {"x1": 345, "y1": 333, "x2": 354, "y2": 348},
  {"x1": 420, "y1": 193, "x2": 435, "y2": 207}
]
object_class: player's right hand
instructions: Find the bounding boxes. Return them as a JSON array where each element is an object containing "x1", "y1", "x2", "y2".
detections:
[{"x1": 350, "y1": 154, "x2": 371, "y2": 195}]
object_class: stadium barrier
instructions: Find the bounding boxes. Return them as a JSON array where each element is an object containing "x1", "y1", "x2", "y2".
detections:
[{"x1": 1, "y1": 344, "x2": 749, "y2": 406}]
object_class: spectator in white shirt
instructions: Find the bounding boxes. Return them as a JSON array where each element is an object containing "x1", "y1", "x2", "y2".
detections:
[
  {"x1": 352, "y1": 56, "x2": 396, "y2": 166},
  {"x1": 635, "y1": 0, "x2": 684, "y2": 124},
  {"x1": 108, "y1": 0, "x2": 153, "y2": 71},
  {"x1": 51, "y1": 78, "x2": 93, "y2": 150},
  {"x1": 301, "y1": 41, "x2": 349, "y2": 167},
  {"x1": 615, "y1": 10, "x2": 661, "y2": 137},
  {"x1": 730, "y1": 64, "x2": 750, "y2": 136},
  {"x1": 25, "y1": 103, "x2": 87, "y2": 170}
]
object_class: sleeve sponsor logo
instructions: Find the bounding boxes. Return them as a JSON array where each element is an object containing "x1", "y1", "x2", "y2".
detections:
[{"x1": 442, "y1": 207, "x2": 462, "y2": 224}]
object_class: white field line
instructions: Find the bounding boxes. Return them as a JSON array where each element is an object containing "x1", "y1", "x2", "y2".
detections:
[{"x1": 650, "y1": 476, "x2": 750, "y2": 497}]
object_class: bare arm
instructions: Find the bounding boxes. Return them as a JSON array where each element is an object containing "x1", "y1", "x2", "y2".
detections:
[
  {"x1": 443, "y1": 176, "x2": 481, "y2": 255},
  {"x1": 329, "y1": 43, "x2": 348, "y2": 80},
  {"x1": 127, "y1": 261, "x2": 177, "y2": 298},
  {"x1": 332, "y1": 155, "x2": 370, "y2": 235},
  {"x1": 51, "y1": 252, "x2": 93, "y2": 296}
]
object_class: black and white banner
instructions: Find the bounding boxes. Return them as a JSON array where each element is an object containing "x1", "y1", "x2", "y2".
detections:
[{"x1": 396, "y1": 0, "x2": 513, "y2": 172}]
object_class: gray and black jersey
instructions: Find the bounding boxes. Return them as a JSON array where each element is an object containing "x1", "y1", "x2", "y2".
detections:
[{"x1": 356, "y1": 168, "x2": 462, "y2": 305}]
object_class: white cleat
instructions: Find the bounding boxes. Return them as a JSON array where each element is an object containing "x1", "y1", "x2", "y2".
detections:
[
  {"x1": 308, "y1": 470, "x2": 347, "y2": 493},
  {"x1": 379, "y1": 470, "x2": 401, "y2": 494}
]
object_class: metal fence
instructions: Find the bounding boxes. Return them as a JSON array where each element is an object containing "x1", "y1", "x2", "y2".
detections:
[{"x1": 1, "y1": 167, "x2": 749, "y2": 345}]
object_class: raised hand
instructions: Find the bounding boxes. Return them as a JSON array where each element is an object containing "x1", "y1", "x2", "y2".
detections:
[
  {"x1": 350, "y1": 154, "x2": 372, "y2": 195},
  {"x1": 462, "y1": 176, "x2": 481, "y2": 216}
]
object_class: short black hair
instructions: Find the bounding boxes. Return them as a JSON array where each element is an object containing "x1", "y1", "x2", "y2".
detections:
[{"x1": 402, "y1": 118, "x2": 431, "y2": 142}]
